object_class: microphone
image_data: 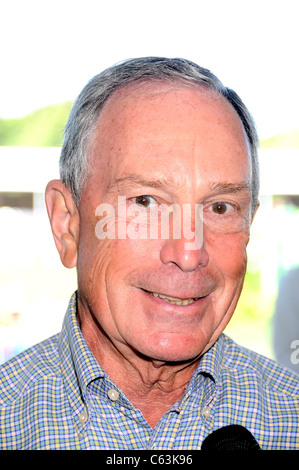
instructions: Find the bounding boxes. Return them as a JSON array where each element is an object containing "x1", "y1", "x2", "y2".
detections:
[{"x1": 201, "y1": 425, "x2": 261, "y2": 450}]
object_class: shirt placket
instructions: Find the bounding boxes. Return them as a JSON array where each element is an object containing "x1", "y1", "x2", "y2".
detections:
[{"x1": 85, "y1": 377, "x2": 154, "y2": 449}]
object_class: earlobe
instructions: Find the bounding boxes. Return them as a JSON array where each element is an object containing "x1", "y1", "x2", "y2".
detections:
[{"x1": 45, "y1": 180, "x2": 79, "y2": 268}]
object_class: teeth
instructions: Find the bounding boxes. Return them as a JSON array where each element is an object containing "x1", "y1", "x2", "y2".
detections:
[{"x1": 149, "y1": 291, "x2": 199, "y2": 305}]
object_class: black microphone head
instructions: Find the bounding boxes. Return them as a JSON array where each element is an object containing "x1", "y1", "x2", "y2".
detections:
[{"x1": 201, "y1": 425, "x2": 261, "y2": 450}]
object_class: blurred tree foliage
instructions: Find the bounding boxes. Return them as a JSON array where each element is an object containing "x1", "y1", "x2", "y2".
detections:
[
  {"x1": 0, "y1": 102, "x2": 72, "y2": 147},
  {"x1": 261, "y1": 128, "x2": 299, "y2": 148}
]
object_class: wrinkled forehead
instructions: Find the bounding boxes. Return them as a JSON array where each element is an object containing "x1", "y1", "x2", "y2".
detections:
[
  {"x1": 92, "y1": 79, "x2": 249, "y2": 148},
  {"x1": 92, "y1": 79, "x2": 250, "y2": 156},
  {"x1": 84, "y1": 80, "x2": 251, "y2": 200}
]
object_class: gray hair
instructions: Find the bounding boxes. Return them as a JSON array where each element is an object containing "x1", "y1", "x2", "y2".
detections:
[{"x1": 60, "y1": 57, "x2": 259, "y2": 213}]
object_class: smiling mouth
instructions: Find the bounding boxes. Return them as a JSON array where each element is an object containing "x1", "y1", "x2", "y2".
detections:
[{"x1": 142, "y1": 289, "x2": 202, "y2": 306}]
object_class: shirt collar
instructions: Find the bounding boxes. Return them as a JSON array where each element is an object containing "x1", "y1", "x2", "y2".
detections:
[
  {"x1": 195, "y1": 333, "x2": 227, "y2": 383},
  {"x1": 59, "y1": 292, "x2": 106, "y2": 400}
]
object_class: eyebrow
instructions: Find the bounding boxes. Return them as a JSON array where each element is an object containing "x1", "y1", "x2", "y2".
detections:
[
  {"x1": 210, "y1": 181, "x2": 252, "y2": 194},
  {"x1": 110, "y1": 174, "x2": 179, "y2": 191}
]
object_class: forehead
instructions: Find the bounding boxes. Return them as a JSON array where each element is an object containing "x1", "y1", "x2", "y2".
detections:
[
  {"x1": 97, "y1": 79, "x2": 246, "y2": 130},
  {"x1": 89, "y1": 81, "x2": 251, "y2": 189}
]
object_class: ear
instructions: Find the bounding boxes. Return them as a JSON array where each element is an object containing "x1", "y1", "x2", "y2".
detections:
[{"x1": 45, "y1": 180, "x2": 79, "y2": 268}]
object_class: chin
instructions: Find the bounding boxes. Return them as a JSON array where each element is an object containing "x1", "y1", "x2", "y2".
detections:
[{"x1": 139, "y1": 332, "x2": 207, "y2": 364}]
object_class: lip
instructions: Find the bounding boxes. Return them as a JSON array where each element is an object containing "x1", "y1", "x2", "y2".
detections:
[{"x1": 140, "y1": 288, "x2": 209, "y2": 307}]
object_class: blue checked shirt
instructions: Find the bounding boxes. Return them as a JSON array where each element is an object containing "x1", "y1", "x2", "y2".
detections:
[{"x1": 1, "y1": 292, "x2": 299, "y2": 450}]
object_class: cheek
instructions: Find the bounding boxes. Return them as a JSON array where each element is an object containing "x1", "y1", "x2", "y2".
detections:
[
  {"x1": 78, "y1": 236, "x2": 151, "y2": 292},
  {"x1": 104, "y1": 239, "x2": 156, "y2": 291},
  {"x1": 77, "y1": 211, "x2": 118, "y2": 295},
  {"x1": 206, "y1": 231, "x2": 249, "y2": 280}
]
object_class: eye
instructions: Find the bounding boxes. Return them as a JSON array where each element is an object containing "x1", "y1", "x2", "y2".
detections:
[
  {"x1": 210, "y1": 202, "x2": 234, "y2": 215},
  {"x1": 133, "y1": 195, "x2": 156, "y2": 207}
]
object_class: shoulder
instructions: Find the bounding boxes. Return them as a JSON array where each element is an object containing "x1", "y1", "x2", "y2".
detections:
[
  {"x1": 0, "y1": 334, "x2": 61, "y2": 406},
  {"x1": 214, "y1": 335, "x2": 299, "y2": 448},
  {"x1": 220, "y1": 334, "x2": 299, "y2": 396}
]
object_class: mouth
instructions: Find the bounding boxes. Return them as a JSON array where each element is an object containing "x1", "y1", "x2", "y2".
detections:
[{"x1": 141, "y1": 289, "x2": 203, "y2": 306}]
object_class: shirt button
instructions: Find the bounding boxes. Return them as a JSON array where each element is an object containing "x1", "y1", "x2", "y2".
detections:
[
  {"x1": 78, "y1": 409, "x2": 88, "y2": 424},
  {"x1": 108, "y1": 389, "x2": 119, "y2": 401},
  {"x1": 202, "y1": 406, "x2": 211, "y2": 418}
]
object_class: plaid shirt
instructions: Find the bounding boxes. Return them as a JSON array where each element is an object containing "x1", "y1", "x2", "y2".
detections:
[{"x1": 1, "y1": 292, "x2": 298, "y2": 450}]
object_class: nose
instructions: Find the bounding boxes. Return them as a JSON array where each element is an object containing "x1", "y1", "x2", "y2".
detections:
[{"x1": 159, "y1": 236, "x2": 209, "y2": 272}]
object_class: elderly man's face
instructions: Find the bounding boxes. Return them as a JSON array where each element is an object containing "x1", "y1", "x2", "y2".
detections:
[{"x1": 76, "y1": 84, "x2": 252, "y2": 363}]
